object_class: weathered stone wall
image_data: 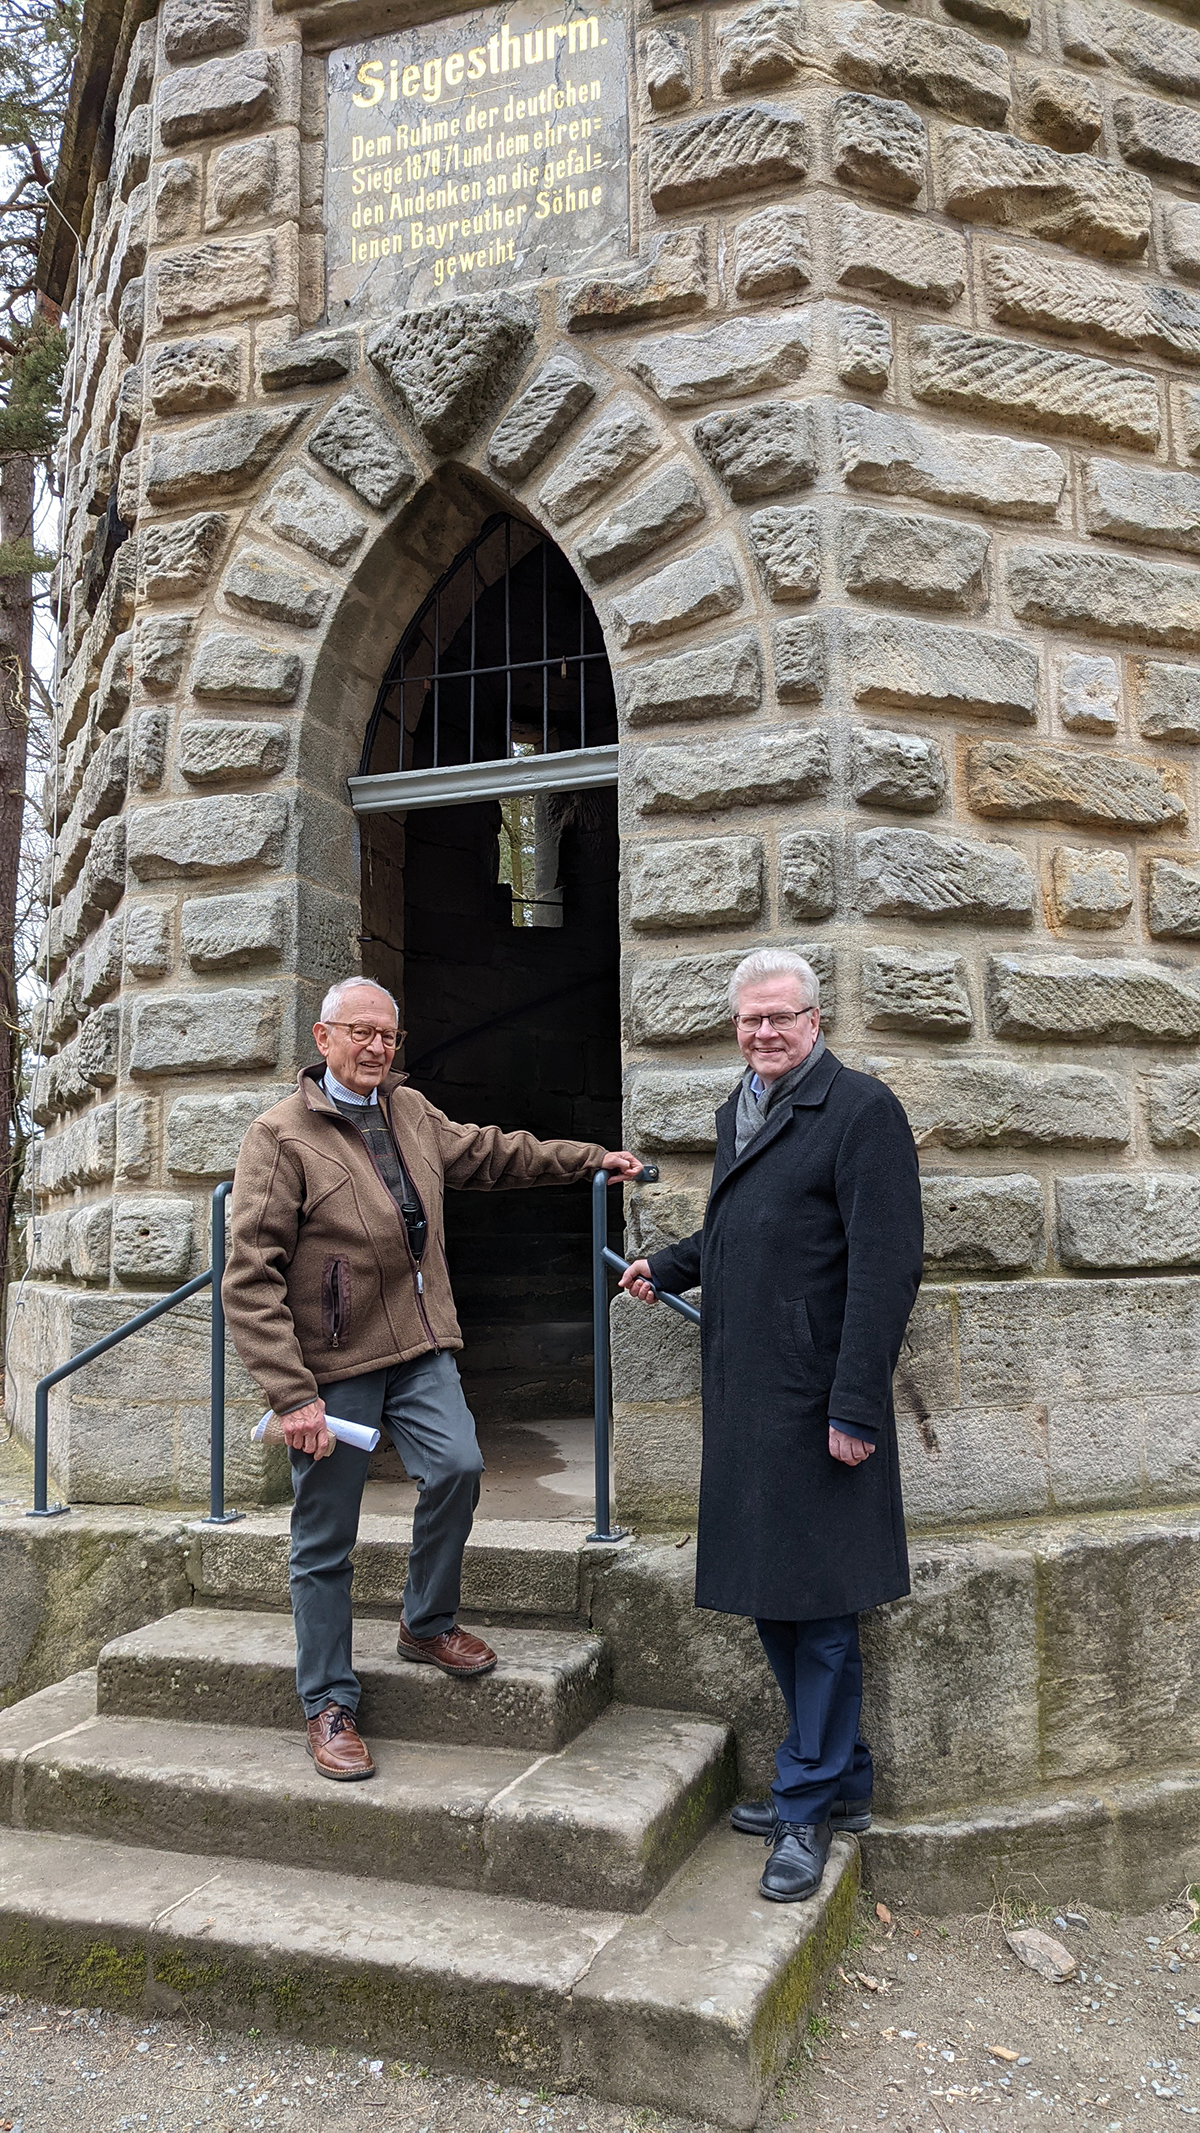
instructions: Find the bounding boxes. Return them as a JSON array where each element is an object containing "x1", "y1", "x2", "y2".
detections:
[{"x1": 15, "y1": 0, "x2": 1200, "y2": 1524}]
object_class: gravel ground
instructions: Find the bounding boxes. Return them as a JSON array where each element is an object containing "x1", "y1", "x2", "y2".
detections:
[{"x1": 1, "y1": 1884, "x2": 1195, "y2": 2133}]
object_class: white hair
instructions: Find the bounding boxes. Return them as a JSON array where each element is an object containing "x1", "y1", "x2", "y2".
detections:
[
  {"x1": 319, "y1": 976, "x2": 399, "y2": 1024},
  {"x1": 728, "y1": 948, "x2": 820, "y2": 1014}
]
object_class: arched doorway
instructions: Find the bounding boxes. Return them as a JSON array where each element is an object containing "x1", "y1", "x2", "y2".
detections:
[{"x1": 351, "y1": 515, "x2": 622, "y2": 1514}]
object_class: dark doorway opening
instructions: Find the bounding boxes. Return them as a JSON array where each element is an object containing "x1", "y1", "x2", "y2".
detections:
[{"x1": 357, "y1": 515, "x2": 621, "y2": 1506}]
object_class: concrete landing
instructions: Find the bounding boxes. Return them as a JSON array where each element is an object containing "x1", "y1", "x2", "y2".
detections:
[{"x1": 0, "y1": 1823, "x2": 859, "y2": 2127}]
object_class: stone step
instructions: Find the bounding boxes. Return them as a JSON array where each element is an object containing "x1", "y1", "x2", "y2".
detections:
[
  {"x1": 0, "y1": 1822, "x2": 858, "y2": 2128},
  {"x1": 3, "y1": 1675, "x2": 734, "y2": 1913},
  {"x1": 863, "y1": 1765, "x2": 1200, "y2": 1915},
  {"x1": 97, "y1": 1610, "x2": 610, "y2": 1751},
  {"x1": 186, "y1": 1510, "x2": 613, "y2": 1622}
]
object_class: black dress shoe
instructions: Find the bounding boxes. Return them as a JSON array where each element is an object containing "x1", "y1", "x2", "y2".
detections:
[
  {"x1": 759, "y1": 1820, "x2": 832, "y2": 1902},
  {"x1": 731, "y1": 1796, "x2": 872, "y2": 1837}
]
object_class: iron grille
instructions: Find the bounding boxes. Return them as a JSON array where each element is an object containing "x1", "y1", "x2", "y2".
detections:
[{"x1": 357, "y1": 513, "x2": 618, "y2": 781}]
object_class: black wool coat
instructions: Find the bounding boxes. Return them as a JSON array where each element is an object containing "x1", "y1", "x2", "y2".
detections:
[{"x1": 645, "y1": 1048, "x2": 923, "y2": 1623}]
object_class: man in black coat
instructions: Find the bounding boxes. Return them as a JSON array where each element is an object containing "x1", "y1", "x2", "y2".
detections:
[{"x1": 620, "y1": 947, "x2": 923, "y2": 1903}]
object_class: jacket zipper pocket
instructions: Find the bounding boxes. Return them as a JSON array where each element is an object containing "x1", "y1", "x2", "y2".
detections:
[{"x1": 322, "y1": 1256, "x2": 350, "y2": 1348}]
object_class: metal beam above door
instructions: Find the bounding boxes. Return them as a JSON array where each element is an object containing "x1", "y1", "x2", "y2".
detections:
[{"x1": 348, "y1": 744, "x2": 619, "y2": 815}]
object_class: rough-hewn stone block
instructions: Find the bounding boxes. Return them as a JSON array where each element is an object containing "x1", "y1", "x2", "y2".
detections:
[
  {"x1": 68, "y1": 1202, "x2": 113, "y2": 1282},
  {"x1": 847, "y1": 615, "x2": 1039, "y2": 721},
  {"x1": 369, "y1": 293, "x2": 534, "y2": 454},
  {"x1": 1147, "y1": 858, "x2": 1200, "y2": 939},
  {"x1": 627, "y1": 311, "x2": 810, "y2": 408},
  {"x1": 832, "y1": 93, "x2": 925, "y2": 202},
  {"x1": 609, "y1": 543, "x2": 743, "y2": 647},
  {"x1": 147, "y1": 336, "x2": 239, "y2": 414},
  {"x1": 209, "y1": 136, "x2": 277, "y2": 225},
  {"x1": 182, "y1": 888, "x2": 288, "y2": 968},
  {"x1": 157, "y1": 50, "x2": 273, "y2": 149},
  {"x1": 577, "y1": 461, "x2": 706, "y2": 584},
  {"x1": 631, "y1": 725, "x2": 829, "y2": 813},
  {"x1": 307, "y1": 389, "x2": 416, "y2": 512},
  {"x1": 922, "y1": 1174, "x2": 1045, "y2": 1272},
  {"x1": 852, "y1": 726, "x2": 946, "y2": 812},
  {"x1": 1132, "y1": 660, "x2": 1200, "y2": 742},
  {"x1": 746, "y1": 506, "x2": 820, "y2": 601},
  {"x1": 560, "y1": 230, "x2": 708, "y2": 331},
  {"x1": 718, "y1": 0, "x2": 805, "y2": 90},
  {"x1": 629, "y1": 1067, "x2": 740, "y2": 1151},
  {"x1": 153, "y1": 159, "x2": 199, "y2": 245},
  {"x1": 778, "y1": 830, "x2": 836, "y2": 918},
  {"x1": 112, "y1": 1196, "x2": 194, "y2": 1283},
  {"x1": 1083, "y1": 457, "x2": 1200, "y2": 556},
  {"x1": 222, "y1": 548, "x2": 329, "y2": 628},
  {"x1": 1148, "y1": 1067, "x2": 1200, "y2": 1147},
  {"x1": 258, "y1": 328, "x2": 356, "y2": 393},
  {"x1": 731, "y1": 204, "x2": 811, "y2": 299},
  {"x1": 129, "y1": 987, "x2": 281, "y2": 1075},
  {"x1": 164, "y1": 0, "x2": 248, "y2": 63},
  {"x1": 834, "y1": 205, "x2": 966, "y2": 306},
  {"x1": 1050, "y1": 845, "x2": 1132, "y2": 928},
  {"x1": 1058, "y1": 1176, "x2": 1200, "y2": 1271},
  {"x1": 257, "y1": 466, "x2": 367, "y2": 568},
  {"x1": 1019, "y1": 68, "x2": 1102, "y2": 152},
  {"x1": 837, "y1": 402, "x2": 1065, "y2": 520},
  {"x1": 1006, "y1": 546, "x2": 1200, "y2": 646},
  {"x1": 144, "y1": 405, "x2": 306, "y2": 506},
  {"x1": 1057, "y1": 652, "x2": 1119, "y2": 734},
  {"x1": 643, "y1": 25, "x2": 692, "y2": 111},
  {"x1": 862, "y1": 947, "x2": 973, "y2": 1033},
  {"x1": 966, "y1": 739, "x2": 1185, "y2": 831},
  {"x1": 647, "y1": 105, "x2": 809, "y2": 212},
  {"x1": 627, "y1": 835, "x2": 763, "y2": 930},
  {"x1": 178, "y1": 719, "x2": 288, "y2": 784},
  {"x1": 127, "y1": 793, "x2": 288, "y2": 880},
  {"x1": 1114, "y1": 92, "x2": 1200, "y2": 187},
  {"x1": 692, "y1": 401, "x2": 817, "y2": 501},
  {"x1": 866, "y1": 1053, "x2": 1130, "y2": 1146},
  {"x1": 836, "y1": 307, "x2": 892, "y2": 391},
  {"x1": 134, "y1": 615, "x2": 192, "y2": 694},
  {"x1": 539, "y1": 399, "x2": 660, "y2": 525},
  {"x1": 124, "y1": 903, "x2": 173, "y2": 979},
  {"x1": 139, "y1": 512, "x2": 228, "y2": 602},
  {"x1": 487, "y1": 358, "x2": 595, "y2": 479},
  {"x1": 631, "y1": 942, "x2": 833, "y2": 1044},
  {"x1": 910, "y1": 326, "x2": 1160, "y2": 450},
  {"x1": 983, "y1": 245, "x2": 1200, "y2": 366},
  {"x1": 618, "y1": 633, "x2": 762, "y2": 726},
  {"x1": 772, "y1": 616, "x2": 827, "y2": 700},
  {"x1": 940, "y1": 127, "x2": 1151, "y2": 258},
  {"x1": 36, "y1": 1101, "x2": 118, "y2": 1195},
  {"x1": 855, "y1": 826, "x2": 1033, "y2": 922},
  {"x1": 155, "y1": 235, "x2": 277, "y2": 325},
  {"x1": 839, "y1": 505, "x2": 988, "y2": 612},
  {"x1": 988, "y1": 952, "x2": 1200, "y2": 1041},
  {"x1": 1163, "y1": 200, "x2": 1200, "y2": 282},
  {"x1": 1062, "y1": 0, "x2": 1200, "y2": 99},
  {"x1": 191, "y1": 632, "x2": 302, "y2": 704},
  {"x1": 830, "y1": 5, "x2": 1011, "y2": 129},
  {"x1": 166, "y1": 1089, "x2": 277, "y2": 1176}
]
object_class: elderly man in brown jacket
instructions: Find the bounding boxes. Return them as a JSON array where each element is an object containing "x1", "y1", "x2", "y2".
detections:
[{"x1": 224, "y1": 977, "x2": 639, "y2": 1780}]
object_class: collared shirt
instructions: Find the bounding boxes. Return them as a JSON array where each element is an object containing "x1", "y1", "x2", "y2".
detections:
[{"x1": 323, "y1": 1068, "x2": 377, "y2": 1107}]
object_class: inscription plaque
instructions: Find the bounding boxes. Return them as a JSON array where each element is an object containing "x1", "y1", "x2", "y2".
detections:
[{"x1": 325, "y1": 1, "x2": 631, "y2": 315}]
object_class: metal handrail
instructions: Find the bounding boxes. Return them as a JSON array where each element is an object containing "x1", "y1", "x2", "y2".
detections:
[
  {"x1": 28, "y1": 1181, "x2": 241, "y2": 1525},
  {"x1": 587, "y1": 1163, "x2": 701, "y2": 1545}
]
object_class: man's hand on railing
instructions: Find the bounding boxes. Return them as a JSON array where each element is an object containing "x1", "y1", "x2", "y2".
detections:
[
  {"x1": 279, "y1": 1398, "x2": 335, "y2": 1459},
  {"x1": 600, "y1": 1150, "x2": 644, "y2": 1182},
  {"x1": 618, "y1": 1257, "x2": 658, "y2": 1304}
]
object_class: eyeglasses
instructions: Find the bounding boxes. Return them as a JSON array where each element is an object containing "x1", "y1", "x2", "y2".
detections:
[
  {"x1": 324, "y1": 1022, "x2": 403, "y2": 1047},
  {"x1": 732, "y1": 1010, "x2": 815, "y2": 1032}
]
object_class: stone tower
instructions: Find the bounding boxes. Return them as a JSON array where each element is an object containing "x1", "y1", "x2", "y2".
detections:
[{"x1": 16, "y1": 0, "x2": 1200, "y2": 1882}]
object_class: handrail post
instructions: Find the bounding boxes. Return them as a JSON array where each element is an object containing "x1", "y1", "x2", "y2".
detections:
[
  {"x1": 586, "y1": 1160, "x2": 658, "y2": 1546},
  {"x1": 202, "y1": 1180, "x2": 242, "y2": 1526},
  {"x1": 30, "y1": 1375, "x2": 68, "y2": 1517}
]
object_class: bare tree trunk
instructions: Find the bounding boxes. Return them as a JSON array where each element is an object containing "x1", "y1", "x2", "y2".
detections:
[{"x1": 0, "y1": 452, "x2": 35, "y2": 1300}]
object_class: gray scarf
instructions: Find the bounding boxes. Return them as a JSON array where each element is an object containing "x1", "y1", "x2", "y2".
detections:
[{"x1": 734, "y1": 1033, "x2": 827, "y2": 1157}]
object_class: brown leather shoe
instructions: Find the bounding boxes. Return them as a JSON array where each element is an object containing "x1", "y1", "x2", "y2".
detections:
[
  {"x1": 396, "y1": 1620, "x2": 497, "y2": 1676},
  {"x1": 305, "y1": 1703, "x2": 376, "y2": 1780}
]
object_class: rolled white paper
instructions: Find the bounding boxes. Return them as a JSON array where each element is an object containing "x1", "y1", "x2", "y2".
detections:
[{"x1": 253, "y1": 1409, "x2": 381, "y2": 1453}]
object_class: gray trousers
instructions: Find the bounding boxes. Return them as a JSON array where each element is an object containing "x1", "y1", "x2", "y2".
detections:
[{"x1": 288, "y1": 1349, "x2": 483, "y2": 1717}]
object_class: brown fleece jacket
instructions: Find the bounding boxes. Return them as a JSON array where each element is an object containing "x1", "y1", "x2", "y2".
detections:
[{"x1": 223, "y1": 1064, "x2": 606, "y2": 1415}]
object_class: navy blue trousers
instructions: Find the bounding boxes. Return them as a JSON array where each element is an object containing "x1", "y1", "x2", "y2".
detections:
[{"x1": 755, "y1": 1614, "x2": 874, "y2": 1825}]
